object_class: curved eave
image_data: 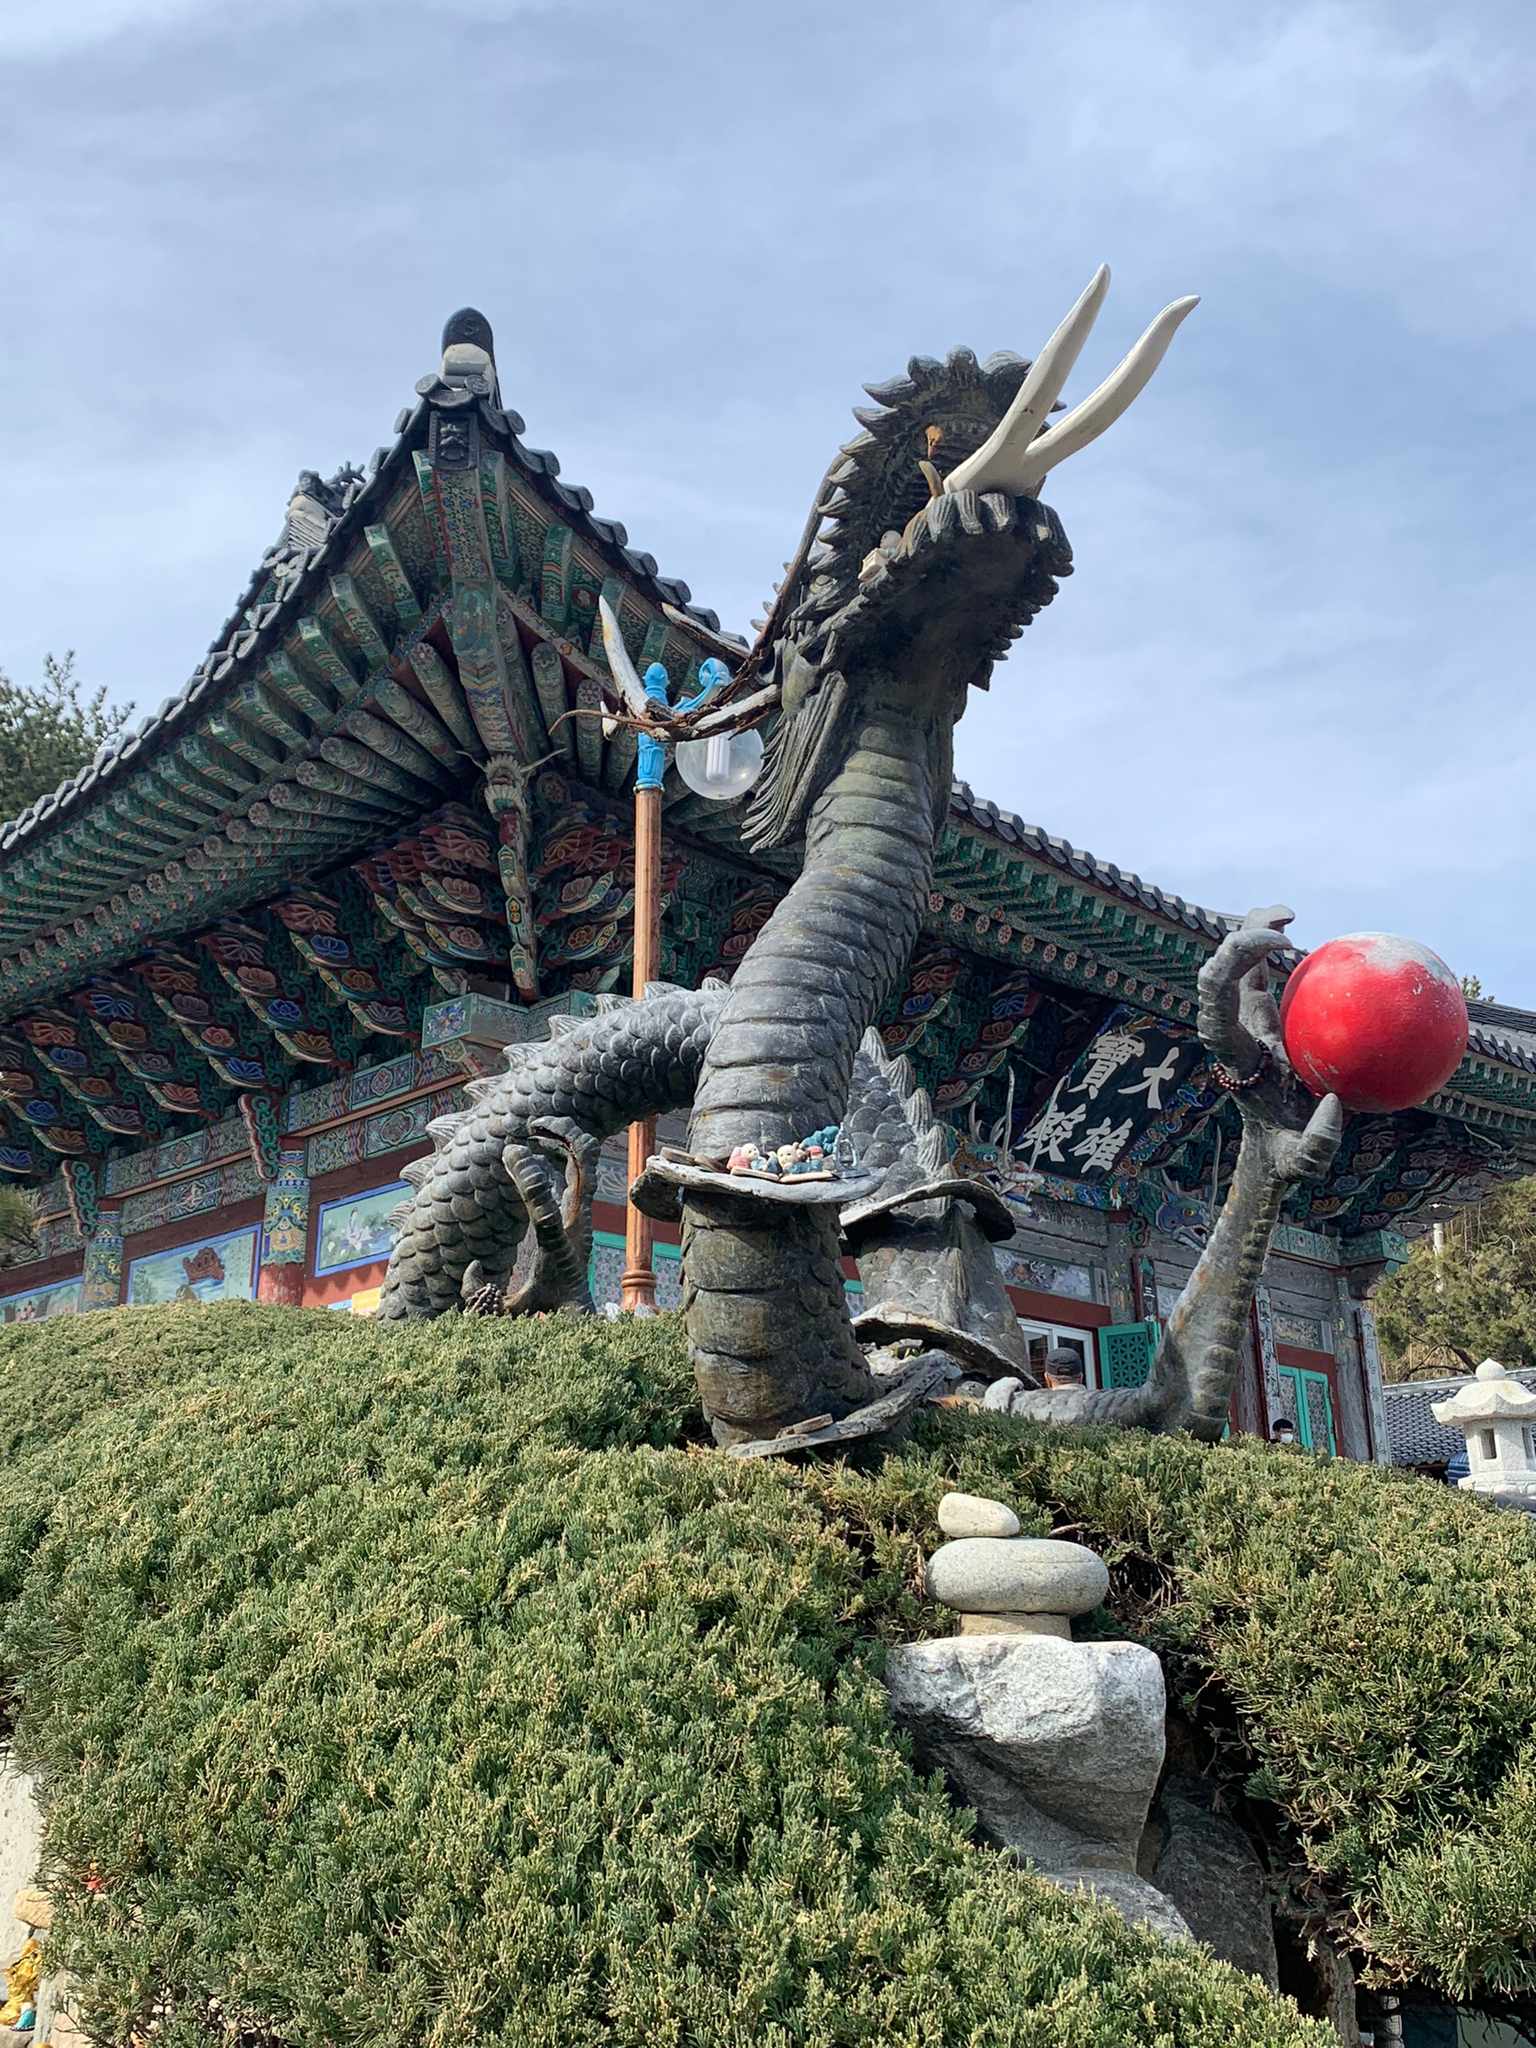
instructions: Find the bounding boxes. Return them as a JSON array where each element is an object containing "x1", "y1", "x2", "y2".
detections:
[{"x1": 0, "y1": 389, "x2": 738, "y2": 1021}]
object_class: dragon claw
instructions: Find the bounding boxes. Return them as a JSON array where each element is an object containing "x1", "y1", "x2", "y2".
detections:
[{"x1": 1274, "y1": 1090, "x2": 1345, "y2": 1183}]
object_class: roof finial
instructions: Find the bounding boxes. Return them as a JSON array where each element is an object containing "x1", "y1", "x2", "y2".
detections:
[
  {"x1": 442, "y1": 307, "x2": 495, "y2": 359},
  {"x1": 437, "y1": 307, "x2": 500, "y2": 408}
]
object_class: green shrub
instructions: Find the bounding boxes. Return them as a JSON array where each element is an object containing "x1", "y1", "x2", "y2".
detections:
[{"x1": 1, "y1": 1303, "x2": 1529, "y2": 2042}]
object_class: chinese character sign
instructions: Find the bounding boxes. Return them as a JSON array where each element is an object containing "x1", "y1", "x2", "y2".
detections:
[{"x1": 1017, "y1": 1009, "x2": 1210, "y2": 1185}]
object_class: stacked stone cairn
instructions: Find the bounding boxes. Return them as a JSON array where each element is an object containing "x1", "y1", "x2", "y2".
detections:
[{"x1": 885, "y1": 1491, "x2": 1192, "y2": 1941}]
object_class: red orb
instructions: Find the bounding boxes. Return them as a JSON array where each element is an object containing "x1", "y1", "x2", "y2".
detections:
[{"x1": 1279, "y1": 933, "x2": 1469, "y2": 1114}]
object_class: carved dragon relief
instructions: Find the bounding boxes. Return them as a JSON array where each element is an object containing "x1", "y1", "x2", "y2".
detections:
[{"x1": 378, "y1": 271, "x2": 1343, "y2": 1450}]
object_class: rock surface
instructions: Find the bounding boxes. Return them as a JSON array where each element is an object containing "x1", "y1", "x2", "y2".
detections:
[
  {"x1": 12, "y1": 1885, "x2": 50, "y2": 1932},
  {"x1": 1148, "y1": 1776, "x2": 1278, "y2": 1986},
  {"x1": 926, "y1": 1536, "x2": 1109, "y2": 1618},
  {"x1": 937, "y1": 1491, "x2": 1021, "y2": 1540},
  {"x1": 886, "y1": 1633, "x2": 1189, "y2": 1942},
  {"x1": 1, "y1": 1753, "x2": 79, "y2": 2042},
  {"x1": 1054, "y1": 1866, "x2": 1198, "y2": 1944}
]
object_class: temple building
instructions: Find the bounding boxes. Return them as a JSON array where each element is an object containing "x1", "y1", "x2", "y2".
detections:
[{"x1": 3, "y1": 310, "x2": 1534, "y2": 1464}]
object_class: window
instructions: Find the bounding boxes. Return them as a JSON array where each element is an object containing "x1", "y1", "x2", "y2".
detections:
[
  {"x1": 1017, "y1": 1317, "x2": 1096, "y2": 1386},
  {"x1": 1481, "y1": 1428, "x2": 1497, "y2": 1462},
  {"x1": 1097, "y1": 1320, "x2": 1160, "y2": 1391}
]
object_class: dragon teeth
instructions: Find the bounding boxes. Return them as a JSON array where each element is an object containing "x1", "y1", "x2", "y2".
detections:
[
  {"x1": 950, "y1": 489, "x2": 984, "y2": 536},
  {"x1": 926, "y1": 494, "x2": 958, "y2": 540}
]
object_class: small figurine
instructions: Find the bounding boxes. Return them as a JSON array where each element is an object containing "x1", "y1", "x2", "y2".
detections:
[
  {"x1": 0, "y1": 1939, "x2": 41, "y2": 2028},
  {"x1": 775, "y1": 1125, "x2": 842, "y2": 1178},
  {"x1": 726, "y1": 1141, "x2": 780, "y2": 1178}
]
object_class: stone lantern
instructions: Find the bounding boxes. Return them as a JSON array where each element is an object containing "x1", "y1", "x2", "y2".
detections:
[{"x1": 1431, "y1": 1360, "x2": 1536, "y2": 1498}]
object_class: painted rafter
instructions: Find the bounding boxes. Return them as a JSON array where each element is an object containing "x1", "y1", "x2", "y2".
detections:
[
  {"x1": 199, "y1": 920, "x2": 354, "y2": 1067},
  {"x1": 134, "y1": 954, "x2": 273, "y2": 1092},
  {"x1": 934, "y1": 833, "x2": 1211, "y2": 987},
  {"x1": 418, "y1": 449, "x2": 544, "y2": 762},
  {"x1": 72, "y1": 977, "x2": 219, "y2": 1119},
  {"x1": 365, "y1": 525, "x2": 422, "y2": 625},
  {"x1": 271, "y1": 890, "x2": 412, "y2": 1039}
]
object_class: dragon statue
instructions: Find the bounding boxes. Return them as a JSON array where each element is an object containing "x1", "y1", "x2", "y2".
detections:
[{"x1": 378, "y1": 269, "x2": 1343, "y2": 1450}]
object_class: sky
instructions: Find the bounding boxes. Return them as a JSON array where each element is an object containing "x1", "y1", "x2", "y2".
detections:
[{"x1": 2, "y1": 0, "x2": 1533, "y2": 999}]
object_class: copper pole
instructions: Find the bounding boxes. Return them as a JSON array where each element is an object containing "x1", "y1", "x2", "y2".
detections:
[{"x1": 620, "y1": 781, "x2": 662, "y2": 1312}]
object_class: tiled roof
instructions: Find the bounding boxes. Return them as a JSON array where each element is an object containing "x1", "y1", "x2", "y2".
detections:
[
  {"x1": 0, "y1": 398, "x2": 731, "y2": 861},
  {"x1": 1467, "y1": 1000, "x2": 1536, "y2": 1069},
  {"x1": 948, "y1": 781, "x2": 1233, "y2": 941},
  {"x1": 947, "y1": 789, "x2": 1536, "y2": 1074},
  {"x1": 1384, "y1": 1369, "x2": 1536, "y2": 1466}
]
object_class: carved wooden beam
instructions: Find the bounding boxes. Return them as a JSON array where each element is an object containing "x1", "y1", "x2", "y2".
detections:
[
  {"x1": 237, "y1": 1088, "x2": 285, "y2": 1183},
  {"x1": 134, "y1": 954, "x2": 273, "y2": 1092},
  {"x1": 929, "y1": 969, "x2": 1039, "y2": 1116},
  {"x1": 878, "y1": 939, "x2": 965, "y2": 1057},
  {"x1": 12, "y1": 1011, "x2": 151, "y2": 1138},
  {"x1": 270, "y1": 892, "x2": 412, "y2": 1039},
  {"x1": 71, "y1": 977, "x2": 219, "y2": 1120},
  {"x1": 703, "y1": 880, "x2": 782, "y2": 984},
  {"x1": 0, "y1": 1034, "x2": 98, "y2": 1158},
  {"x1": 482, "y1": 756, "x2": 540, "y2": 1003},
  {"x1": 199, "y1": 921, "x2": 352, "y2": 1067}
]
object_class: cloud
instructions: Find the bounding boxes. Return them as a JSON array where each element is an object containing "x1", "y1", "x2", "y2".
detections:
[
  {"x1": 1, "y1": 0, "x2": 234, "y2": 60},
  {"x1": 0, "y1": 0, "x2": 1531, "y2": 997}
]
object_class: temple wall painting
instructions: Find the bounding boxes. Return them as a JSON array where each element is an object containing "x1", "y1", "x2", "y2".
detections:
[
  {"x1": 125, "y1": 1226, "x2": 258, "y2": 1307},
  {"x1": 313, "y1": 1182, "x2": 411, "y2": 1279},
  {"x1": 0, "y1": 1276, "x2": 80, "y2": 1323}
]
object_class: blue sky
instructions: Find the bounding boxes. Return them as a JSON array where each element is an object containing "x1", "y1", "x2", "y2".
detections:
[{"x1": 3, "y1": 0, "x2": 1533, "y2": 998}]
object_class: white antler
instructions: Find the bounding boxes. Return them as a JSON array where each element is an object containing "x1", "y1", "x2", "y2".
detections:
[
  {"x1": 596, "y1": 596, "x2": 655, "y2": 738},
  {"x1": 942, "y1": 265, "x2": 1109, "y2": 497},
  {"x1": 990, "y1": 1066, "x2": 1017, "y2": 1151},
  {"x1": 946, "y1": 270, "x2": 1198, "y2": 500}
]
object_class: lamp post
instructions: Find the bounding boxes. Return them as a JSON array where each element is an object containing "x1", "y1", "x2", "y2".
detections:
[{"x1": 597, "y1": 600, "x2": 765, "y2": 1313}]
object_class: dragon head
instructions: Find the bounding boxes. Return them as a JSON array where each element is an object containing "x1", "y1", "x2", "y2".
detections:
[{"x1": 728, "y1": 267, "x2": 1198, "y2": 848}]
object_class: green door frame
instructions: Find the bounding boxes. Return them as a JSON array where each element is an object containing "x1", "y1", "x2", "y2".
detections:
[{"x1": 1277, "y1": 1362, "x2": 1338, "y2": 1453}]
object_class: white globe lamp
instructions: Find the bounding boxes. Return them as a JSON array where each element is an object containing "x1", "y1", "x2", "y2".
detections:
[{"x1": 673, "y1": 727, "x2": 764, "y2": 802}]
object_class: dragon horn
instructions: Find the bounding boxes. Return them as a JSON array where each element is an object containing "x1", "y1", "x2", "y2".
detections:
[
  {"x1": 942, "y1": 265, "x2": 1110, "y2": 497},
  {"x1": 1013, "y1": 294, "x2": 1199, "y2": 497},
  {"x1": 596, "y1": 597, "x2": 655, "y2": 733}
]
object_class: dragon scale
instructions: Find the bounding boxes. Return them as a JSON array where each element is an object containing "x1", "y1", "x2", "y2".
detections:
[{"x1": 683, "y1": 691, "x2": 948, "y2": 1440}]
